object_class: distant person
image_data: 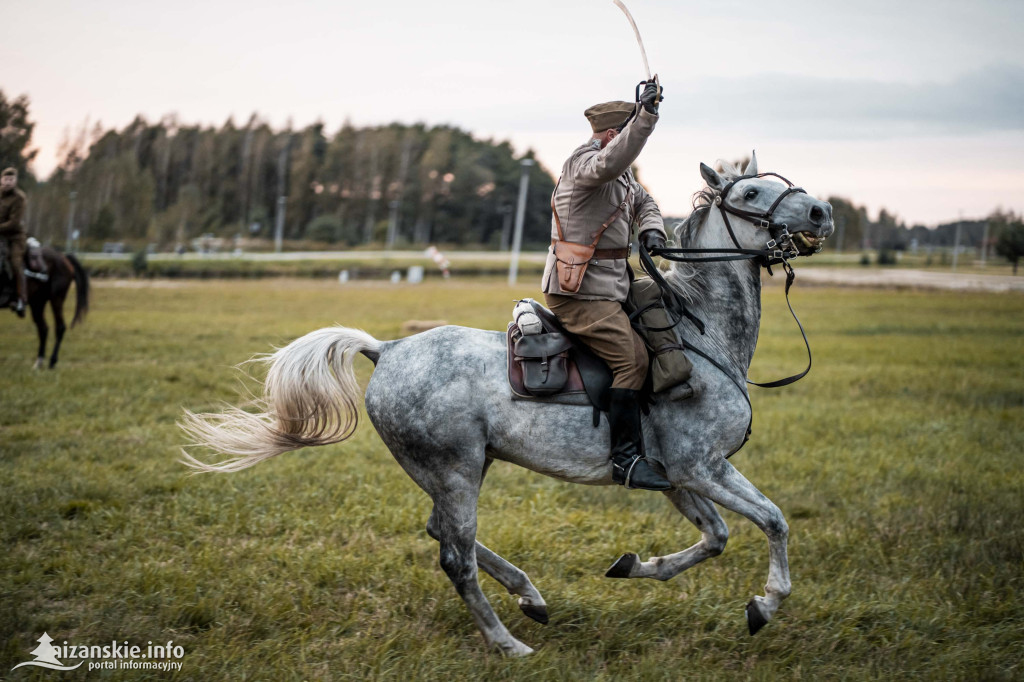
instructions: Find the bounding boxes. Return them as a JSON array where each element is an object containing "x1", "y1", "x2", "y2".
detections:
[
  {"x1": 0, "y1": 167, "x2": 27, "y2": 317},
  {"x1": 540, "y1": 82, "x2": 669, "y2": 491}
]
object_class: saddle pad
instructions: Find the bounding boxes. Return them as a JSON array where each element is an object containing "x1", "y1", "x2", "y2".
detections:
[{"x1": 507, "y1": 324, "x2": 591, "y2": 406}]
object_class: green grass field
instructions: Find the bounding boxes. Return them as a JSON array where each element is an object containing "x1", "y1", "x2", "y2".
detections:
[{"x1": 1, "y1": 278, "x2": 1022, "y2": 680}]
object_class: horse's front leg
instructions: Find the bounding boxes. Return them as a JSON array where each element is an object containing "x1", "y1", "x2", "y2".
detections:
[
  {"x1": 48, "y1": 293, "x2": 68, "y2": 369},
  {"x1": 29, "y1": 299, "x2": 47, "y2": 370},
  {"x1": 689, "y1": 461, "x2": 791, "y2": 635},
  {"x1": 606, "y1": 489, "x2": 728, "y2": 581}
]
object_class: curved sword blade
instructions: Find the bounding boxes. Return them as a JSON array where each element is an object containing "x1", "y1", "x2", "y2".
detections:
[{"x1": 613, "y1": 0, "x2": 652, "y2": 80}]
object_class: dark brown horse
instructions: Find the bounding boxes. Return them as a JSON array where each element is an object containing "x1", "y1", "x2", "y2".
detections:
[{"x1": 1, "y1": 242, "x2": 89, "y2": 369}]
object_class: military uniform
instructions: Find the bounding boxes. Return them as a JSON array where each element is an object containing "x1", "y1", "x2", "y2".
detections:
[
  {"x1": 541, "y1": 103, "x2": 665, "y2": 390},
  {"x1": 0, "y1": 185, "x2": 27, "y2": 306},
  {"x1": 539, "y1": 93, "x2": 671, "y2": 491},
  {"x1": 542, "y1": 106, "x2": 665, "y2": 303}
]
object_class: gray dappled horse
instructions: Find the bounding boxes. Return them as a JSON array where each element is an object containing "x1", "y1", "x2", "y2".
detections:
[{"x1": 182, "y1": 154, "x2": 834, "y2": 656}]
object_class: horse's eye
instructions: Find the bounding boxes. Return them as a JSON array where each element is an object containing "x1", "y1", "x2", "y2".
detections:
[{"x1": 744, "y1": 189, "x2": 758, "y2": 201}]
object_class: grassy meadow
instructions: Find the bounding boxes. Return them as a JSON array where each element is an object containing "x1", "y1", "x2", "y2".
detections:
[{"x1": 1, "y1": 277, "x2": 1022, "y2": 680}]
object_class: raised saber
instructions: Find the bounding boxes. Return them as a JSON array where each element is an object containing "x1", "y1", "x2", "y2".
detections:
[{"x1": 612, "y1": 0, "x2": 658, "y2": 92}]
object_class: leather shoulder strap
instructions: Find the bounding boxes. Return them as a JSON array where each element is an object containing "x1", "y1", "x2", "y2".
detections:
[
  {"x1": 552, "y1": 175, "x2": 635, "y2": 247},
  {"x1": 589, "y1": 184, "x2": 634, "y2": 248},
  {"x1": 550, "y1": 176, "x2": 564, "y2": 241}
]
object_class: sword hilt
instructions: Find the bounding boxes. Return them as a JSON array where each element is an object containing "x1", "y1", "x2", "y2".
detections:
[{"x1": 634, "y1": 76, "x2": 663, "y2": 107}]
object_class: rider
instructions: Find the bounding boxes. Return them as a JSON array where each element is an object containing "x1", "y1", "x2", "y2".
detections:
[
  {"x1": 0, "y1": 167, "x2": 27, "y2": 317},
  {"x1": 541, "y1": 83, "x2": 670, "y2": 491}
]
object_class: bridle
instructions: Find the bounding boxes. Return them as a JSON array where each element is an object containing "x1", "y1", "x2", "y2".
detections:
[
  {"x1": 648, "y1": 172, "x2": 809, "y2": 272},
  {"x1": 634, "y1": 171, "x2": 820, "y2": 455}
]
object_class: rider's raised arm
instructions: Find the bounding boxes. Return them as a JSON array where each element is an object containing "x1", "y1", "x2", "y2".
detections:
[{"x1": 571, "y1": 107, "x2": 659, "y2": 188}]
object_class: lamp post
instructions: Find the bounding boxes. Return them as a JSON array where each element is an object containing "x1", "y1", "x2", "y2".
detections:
[
  {"x1": 65, "y1": 191, "x2": 77, "y2": 251},
  {"x1": 508, "y1": 159, "x2": 534, "y2": 286}
]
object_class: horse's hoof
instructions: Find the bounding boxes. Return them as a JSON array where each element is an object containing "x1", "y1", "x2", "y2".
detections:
[
  {"x1": 746, "y1": 598, "x2": 769, "y2": 635},
  {"x1": 518, "y1": 600, "x2": 549, "y2": 625},
  {"x1": 496, "y1": 639, "x2": 534, "y2": 657},
  {"x1": 605, "y1": 552, "x2": 639, "y2": 579}
]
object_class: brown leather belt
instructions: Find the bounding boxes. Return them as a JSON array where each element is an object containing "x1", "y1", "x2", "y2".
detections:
[{"x1": 551, "y1": 240, "x2": 630, "y2": 260}]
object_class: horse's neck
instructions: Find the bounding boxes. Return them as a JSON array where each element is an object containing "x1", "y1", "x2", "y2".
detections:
[{"x1": 672, "y1": 216, "x2": 763, "y2": 378}]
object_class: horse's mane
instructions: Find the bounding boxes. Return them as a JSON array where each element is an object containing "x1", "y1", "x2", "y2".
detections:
[{"x1": 662, "y1": 160, "x2": 743, "y2": 302}]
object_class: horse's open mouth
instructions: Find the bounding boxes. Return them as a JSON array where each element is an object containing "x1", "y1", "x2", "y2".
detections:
[{"x1": 791, "y1": 231, "x2": 823, "y2": 256}]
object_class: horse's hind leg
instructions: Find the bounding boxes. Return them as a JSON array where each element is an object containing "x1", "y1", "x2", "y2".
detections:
[
  {"x1": 606, "y1": 489, "x2": 728, "y2": 581},
  {"x1": 425, "y1": 469, "x2": 534, "y2": 656},
  {"x1": 689, "y1": 461, "x2": 791, "y2": 635},
  {"x1": 29, "y1": 298, "x2": 47, "y2": 370},
  {"x1": 427, "y1": 507, "x2": 548, "y2": 625},
  {"x1": 48, "y1": 292, "x2": 68, "y2": 369}
]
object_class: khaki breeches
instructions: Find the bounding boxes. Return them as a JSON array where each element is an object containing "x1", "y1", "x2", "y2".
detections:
[{"x1": 544, "y1": 293, "x2": 648, "y2": 390}]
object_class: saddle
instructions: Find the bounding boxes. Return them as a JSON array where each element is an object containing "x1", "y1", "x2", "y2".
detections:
[
  {"x1": 507, "y1": 296, "x2": 695, "y2": 424},
  {"x1": 26, "y1": 241, "x2": 48, "y2": 280},
  {"x1": 508, "y1": 299, "x2": 612, "y2": 418}
]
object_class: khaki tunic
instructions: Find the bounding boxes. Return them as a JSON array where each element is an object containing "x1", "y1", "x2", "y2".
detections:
[
  {"x1": 0, "y1": 187, "x2": 27, "y2": 301},
  {"x1": 541, "y1": 107, "x2": 665, "y2": 302},
  {"x1": 0, "y1": 187, "x2": 27, "y2": 239}
]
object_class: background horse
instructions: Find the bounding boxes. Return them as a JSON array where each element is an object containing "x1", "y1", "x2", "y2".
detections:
[
  {"x1": 181, "y1": 153, "x2": 834, "y2": 656},
  {"x1": 1, "y1": 243, "x2": 90, "y2": 369}
]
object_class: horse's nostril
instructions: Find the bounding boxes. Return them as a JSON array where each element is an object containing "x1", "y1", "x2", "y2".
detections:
[{"x1": 809, "y1": 206, "x2": 824, "y2": 224}]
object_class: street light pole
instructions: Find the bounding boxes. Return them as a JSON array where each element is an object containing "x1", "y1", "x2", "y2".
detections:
[
  {"x1": 508, "y1": 159, "x2": 534, "y2": 286},
  {"x1": 274, "y1": 136, "x2": 291, "y2": 254},
  {"x1": 980, "y1": 219, "x2": 990, "y2": 267},
  {"x1": 952, "y1": 211, "x2": 963, "y2": 272},
  {"x1": 65, "y1": 191, "x2": 78, "y2": 251}
]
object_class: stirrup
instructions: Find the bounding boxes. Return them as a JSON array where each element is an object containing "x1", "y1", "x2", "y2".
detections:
[{"x1": 611, "y1": 455, "x2": 672, "y2": 491}]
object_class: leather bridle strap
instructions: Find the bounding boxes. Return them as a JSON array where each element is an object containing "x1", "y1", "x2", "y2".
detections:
[
  {"x1": 715, "y1": 172, "x2": 807, "y2": 253},
  {"x1": 551, "y1": 176, "x2": 635, "y2": 252},
  {"x1": 746, "y1": 260, "x2": 812, "y2": 388},
  {"x1": 639, "y1": 243, "x2": 813, "y2": 389}
]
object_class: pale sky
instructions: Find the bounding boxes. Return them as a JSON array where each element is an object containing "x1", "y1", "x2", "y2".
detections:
[{"x1": 5, "y1": 0, "x2": 1023, "y2": 225}]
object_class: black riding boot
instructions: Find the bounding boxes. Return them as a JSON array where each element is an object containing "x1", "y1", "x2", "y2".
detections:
[{"x1": 608, "y1": 388, "x2": 672, "y2": 491}]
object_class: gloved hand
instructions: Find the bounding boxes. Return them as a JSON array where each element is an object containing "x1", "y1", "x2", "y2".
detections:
[
  {"x1": 640, "y1": 230, "x2": 666, "y2": 252},
  {"x1": 640, "y1": 82, "x2": 663, "y2": 114}
]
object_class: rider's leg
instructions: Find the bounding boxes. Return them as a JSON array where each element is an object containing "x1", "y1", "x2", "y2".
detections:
[
  {"x1": 9, "y1": 237, "x2": 26, "y2": 316},
  {"x1": 543, "y1": 294, "x2": 670, "y2": 491}
]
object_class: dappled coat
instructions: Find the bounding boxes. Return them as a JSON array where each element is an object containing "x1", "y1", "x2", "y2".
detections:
[{"x1": 541, "y1": 107, "x2": 665, "y2": 302}]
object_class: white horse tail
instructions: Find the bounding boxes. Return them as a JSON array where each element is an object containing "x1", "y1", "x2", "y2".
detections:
[{"x1": 180, "y1": 326, "x2": 381, "y2": 473}]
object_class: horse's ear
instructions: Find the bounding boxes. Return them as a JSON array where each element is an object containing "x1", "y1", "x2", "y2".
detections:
[
  {"x1": 744, "y1": 151, "x2": 758, "y2": 176},
  {"x1": 700, "y1": 162, "x2": 725, "y2": 190}
]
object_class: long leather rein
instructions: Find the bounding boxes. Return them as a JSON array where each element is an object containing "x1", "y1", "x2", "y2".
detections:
[{"x1": 635, "y1": 172, "x2": 817, "y2": 454}]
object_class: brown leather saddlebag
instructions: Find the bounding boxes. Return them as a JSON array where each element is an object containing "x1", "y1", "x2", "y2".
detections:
[{"x1": 513, "y1": 331, "x2": 574, "y2": 396}]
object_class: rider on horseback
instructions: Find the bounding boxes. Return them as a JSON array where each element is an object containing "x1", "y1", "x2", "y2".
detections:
[
  {"x1": 0, "y1": 167, "x2": 27, "y2": 317},
  {"x1": 541, "y1": 83, "x2": 670, "y2": 491}
]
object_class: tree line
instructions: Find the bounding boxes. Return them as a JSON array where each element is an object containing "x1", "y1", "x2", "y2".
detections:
[
  {"x1": 2, "y1": 90, "x2": 1022, "y2": 266},
  {"x1": 14, "y1": 106, "x2": 555, "y2": 252}
]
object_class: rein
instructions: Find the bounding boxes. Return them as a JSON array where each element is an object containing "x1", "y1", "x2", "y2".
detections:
[{"x1": 635, "y1": 172, "x2": 816, "y2": 454}]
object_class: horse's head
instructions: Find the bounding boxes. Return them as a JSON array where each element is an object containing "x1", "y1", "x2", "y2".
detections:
[{"x1": 695, "y1": 152, "x2": 834, "y2": 258}]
